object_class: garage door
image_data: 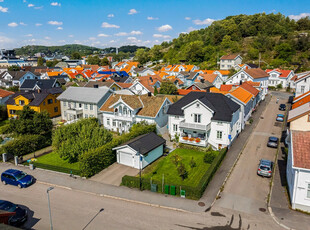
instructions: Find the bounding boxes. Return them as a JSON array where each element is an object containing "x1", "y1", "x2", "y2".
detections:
[{"x1": 118, "y1": 151, "x2": 133, "y2": 167}]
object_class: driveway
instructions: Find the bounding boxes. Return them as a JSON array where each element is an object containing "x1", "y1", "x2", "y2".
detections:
[
  {"x1": 90, "y1": 163, "x2": 139, "y2": 186},
  {"x1": 214, "y1": 93, "x2": 290, "y2": 216}
]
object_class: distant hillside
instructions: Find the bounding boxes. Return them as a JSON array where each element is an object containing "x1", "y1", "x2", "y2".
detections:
[
  {"x1": 135, "y1": 13, "x2": 310, "y2": 72},
  {"x1": 15, "y1": 44, "x2": 147, "y2": 57}
]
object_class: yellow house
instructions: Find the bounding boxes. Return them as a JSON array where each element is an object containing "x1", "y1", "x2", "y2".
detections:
[{"x1": 6, "y1": 88, "x2": 63, "y2": 118}]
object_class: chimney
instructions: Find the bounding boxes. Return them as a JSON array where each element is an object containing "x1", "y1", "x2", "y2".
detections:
[
  {"x1": 93, "y1": 84, "x2": 99, "y2": 88},
  {"x1": 148, "y1": 92, "x2": 152, "y2": 97},
  {"x1": 37, "y1": 89, "x2": 41, "y2": 93},
  {"x1": 149, "y1": 76, "x2": 153, "y2": 83},
  {"x1": 200, "y1": 79, "x2": 205, "y2": 83}
]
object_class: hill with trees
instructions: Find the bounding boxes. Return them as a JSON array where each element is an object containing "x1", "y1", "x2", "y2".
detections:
[{"x1": 134, "y1": 13, "x2": 310, "y2": 72}]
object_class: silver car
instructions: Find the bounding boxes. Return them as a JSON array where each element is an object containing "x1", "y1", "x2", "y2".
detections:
[{"x1": 257, "y1": 159, "x2": 273, "y2": 177}]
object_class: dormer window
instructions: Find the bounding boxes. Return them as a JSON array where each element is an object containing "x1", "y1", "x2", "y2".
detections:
[{"x1": 19, "y1": 100, "x2": 25, "y2": 106}]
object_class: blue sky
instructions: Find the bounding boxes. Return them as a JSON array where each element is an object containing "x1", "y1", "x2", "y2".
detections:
[{"x1": 0, "y1": 0, "x2": 309, "y2": 49}]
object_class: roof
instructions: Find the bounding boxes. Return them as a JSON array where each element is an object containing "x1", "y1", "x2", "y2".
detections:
[
  {"x1": 246, "y1": 63, "x2": 258, "y2": 68},
  {"x1": 20, "y1": 79, "x2": 57, "y2": 90},
  {"x1": 84, "y1": 81, "x2": 114, "y2": 88},
  {"x1": 178, "y1": 89, "x2": 206, "y2": 95},
  {"x1": 287, "y1": 102, "x2": 310, "y2": 122},
  {"x1": 240, "y1": 82, "x2": 259, "y2": 97},
  {"x1": 291, "y1": 130, "x2": 310, "y2": 169},
  {"x1": 197, "y1": 74, "x2": 217, "y2": 83},
  {"x1": 266, "y1": 69, "x2": 293, "y2": 78},
  {"x1": 220, "y1": 54, "x2": 240, "y2": 60},
  {"x1": 220, "y1": 84, "x2": 234, "y2": 92},
  {"x1": 244, "y1": 81, "x2": 260, "y2": 87},
  {"x1": 244, "y1": 69, "x2": 269, "y2": 79},
  {"x1": 0, "y1": 89, "x2": 14, "y2": 98},
  {"x1": 292, "y1": 94, "x2": 310, "y2": 109},
  {"x1": 114, "y1": 132, "x2": 166, "y2": 155},
  {"x1": 167, "y1": 92, "x2": 240, "y2": 122},
  {"x1": 192, "y1": 81, "x2": 213, "y2": 90},
  {"x1": 228, "y1": 87, "x2": 253, "y2": 104},
  {"x1": 57, "y1": 87, "x2": 110, "y2": 104},
  {"x1": 293, "y1": 91, "x2": 310, "y2": 103},
  {"x1": 115, "y1": 82, "x2": 133, "y2": 89}
]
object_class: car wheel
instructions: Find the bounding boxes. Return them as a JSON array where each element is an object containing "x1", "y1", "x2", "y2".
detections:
[
  {"x1": 2, "y1": 180, "x2": 6, "y2": 185},
  {"x1": 17, "y1": 183, "x2": 22, "y2": 189}
]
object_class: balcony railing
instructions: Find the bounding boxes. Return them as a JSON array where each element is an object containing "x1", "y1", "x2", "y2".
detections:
[
  {"x1": 113, "y1": 113, "x2": 135, "y2": 122},
  {"x1": 179, "y1": 121, "x2": 211, "y2": 131},
  {"x1": 180, "y1": 138, "x2": 207, "y2": 147}
]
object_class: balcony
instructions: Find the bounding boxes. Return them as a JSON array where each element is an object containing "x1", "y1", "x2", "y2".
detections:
[
  {"x1": 179, "y1": 137, "x2": 207, "y2": 147},
  {"x1": 179, "y1": 121, "x2": 211, "y2": 131},
  {"x1": 113, "y1": 113, "x2": 135, "y2": 122},
  {"x1": 66, "y1": 107, "x2": 83, "y2": 115}
]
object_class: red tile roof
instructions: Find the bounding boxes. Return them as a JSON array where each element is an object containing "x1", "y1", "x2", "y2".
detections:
[
  {"x1": 266, "y1": 69, "x2": 293, "y2": 78},
  {"x1": 292, "y1": 94, "x2": 310, "y2": 109},
  {"x1": 240, "y1": 82, "x2": 259, "y2": 97},
  {"x1": 177, "y1": 89, "x2": 206, "y2": 95},
  {"x1": 220, "y1": 85, "x2": 233, "y2": 92},
  {"x1": 0, "y1": 89, "x2": 14, "y2": 98},
  {"x1": 220, "y1": 54, "x2": 240, "y2": 60},
  {"x1": 291, "y1": 130, "x2": 310, "y2": 169}
]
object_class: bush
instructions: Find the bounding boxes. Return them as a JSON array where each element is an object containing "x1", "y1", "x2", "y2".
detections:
[
  {"x1": 177, "y1": 162, "x2": 188, "y2": 180},
  {"x1": 2, "y1": 135, "x2": 49, "y2": 157},
  {"x1": 171, "y1": 154, "x2": 182, "y2": 166},
  {"x1": 190, "y1": 157, "x2": 196, "y2": 168},
  {"x1": 268, "y1": 86, "x2": 276, "y2": 90},
  {"x1": 276, "y1": 83, "x2": 283, "y2": 89},
  {"x1": 204, "y1": 151, "x2": 216, "y2": 164},
  {"x1": 0, "y1": 124, "x2": 10, "y2": 134}
]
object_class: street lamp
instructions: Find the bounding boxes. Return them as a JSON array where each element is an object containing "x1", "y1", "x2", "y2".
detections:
[{"x1": 47, "y1": 187, "x2": 54, "y2": 230}]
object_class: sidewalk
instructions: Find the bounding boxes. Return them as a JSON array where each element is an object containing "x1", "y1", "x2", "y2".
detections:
[{"x1": 199, "y1": 95, "x2": 271, "y2": 208}]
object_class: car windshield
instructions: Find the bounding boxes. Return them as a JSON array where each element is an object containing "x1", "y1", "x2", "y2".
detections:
[
  {"x1": 260, "y1": 166, "x2": 270, "y2": 171},
  {"x1": 0, "y1": 201, "x2": 16, "y2": 212},
  {"x1": 14, "y1": 172, "x2": 27, "y2": 180}
]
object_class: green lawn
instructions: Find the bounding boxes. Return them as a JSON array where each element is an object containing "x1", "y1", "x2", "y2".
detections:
[{"x1": 142, "y1": 148, "x2": 216, "y2": 187}]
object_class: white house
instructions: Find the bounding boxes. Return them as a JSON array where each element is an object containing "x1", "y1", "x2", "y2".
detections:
[
  {"x1": 294, "y1": 72, "x2": 310, "y2": 97},
  {"x1": 286, "y1": 130, "x2": 310, "y2": 212},
  {"x1": 287, "y1": 102, "x2": 310, "y2": 131},
  {"x1": 265, "y1": 69, "x2": 295, "y2": 88},
  {"x1": 219, "y1": 54, "x2": 242, "y2": 70},
  {"x1": 112, "y1": 132, "x2": 166, "y2": 169},
  {"x1": 197, "y1": 73, "x2": 223, "y2": 89},
  {"x1": 167, "y1": 92, "x2": 241, "y2": 150},
  {"x1": 57, "y1": 87, "x2": 112, "y2": 123},
  {"x1": 0, "y1": 71, "x2": 40, "y2": 88},
  {"x1": 132, "y1": 67, "x2": 155, "y2": 77},
  {"x1": 225, "y1": 68, "x2": 269, "y2": 100},
  {"x1": 100, "y1": 94, "x2": 171, "y2": 133}
]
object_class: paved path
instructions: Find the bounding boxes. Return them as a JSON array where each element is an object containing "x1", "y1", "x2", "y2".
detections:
[{"x1": 200, "y1": 95, "x2": 270, "y2": 208}]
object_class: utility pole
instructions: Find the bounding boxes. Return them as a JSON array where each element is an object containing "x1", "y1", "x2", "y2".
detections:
[{"x1": 47, "y1": 187, "x2": 54, "y2": 230}]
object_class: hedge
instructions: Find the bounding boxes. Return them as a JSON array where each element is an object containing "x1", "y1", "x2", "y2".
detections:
[
  {"x1": 122, "y1": 147, "x2": 227, "y2": 200},
  {"x1": 79, "y1": 122, "x2": 156, "y2": 178},
  {"x1": 2, "y1": 135, "x2": 50, "y2": 157}
]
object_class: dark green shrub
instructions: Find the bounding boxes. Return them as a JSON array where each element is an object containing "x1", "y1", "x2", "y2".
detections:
[
  {"x1": 190, "y1": 157, "x2": 196, "y2": 168},
  {"x1": 204, "y1": 151, "x2": 216, "y2": 164},
  {"x1": 177, "y1": 162, "x2": 188, "y2": 180}
]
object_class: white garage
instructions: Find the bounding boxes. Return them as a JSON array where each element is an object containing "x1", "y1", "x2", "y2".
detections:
[{"x1": 113, "y1": 132, "x2": 166, "y2": 169}]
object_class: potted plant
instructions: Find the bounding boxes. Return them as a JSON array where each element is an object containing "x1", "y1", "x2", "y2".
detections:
[
  {"x1": 183, "y1": 136, "x2": 188, "y2": 141},
  {"x1": 189, "y1": 137, "x2": 195, "y2": 142},
  {"x1": 195, "y1": 138, "x2": 201, "y2": 143}
]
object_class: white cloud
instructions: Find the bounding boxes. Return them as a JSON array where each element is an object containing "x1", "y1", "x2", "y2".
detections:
[
  {"x1": 185, "y1": 17, "x2": 191, "y2": 20},
  {"x1": 193, "y1": 18, "x2": 215, "y2": 25},
  {"x1": 8, "y1": 22, "x2": 18, "y2": 27},
  {"x1": 187, "y1": 27, "x2": 197, "y2": 32},
  {"x1": 128, "y1": 9, "x2": 137, "y2": 15},
  {"x1": 34, "y1": 6, "x2": 43, "y2": 10},
  {"x1": 109, "y1": 40, "x2": 116, "y2": 43},
  {"x1": 58, "y1": 40, "x2": 66, "y2": 43},
  {"x1": 0, "y1": 0, "x2": 4, "y2": 2},
  {"x1": 153, "y1": 34, "x2": 171, "y2": 39},
  {"x1": 57, "y1": 27, "x2": 63, "y2": 30},
  {"x1": 115, "y1": 32, "x2": 128, "y2": 36},
  {"x1": 24, "y1": 34, "x2": 33, "y2": 37},
  {"x1": 101, "y1": 22, "x2": 120, "y2": 28},
  {"x1": 289, "y1": 13, "x2": 310, "y2": 20},
  {"x1": 44, "y1": 36, "x2": 51, "y2": 40},
  {"x1": 35, "y1": 23, "x2": 42, "y2": 26},
  {"x1": 98, "y1": 33, "x2": 109, "y2": 37},
  {"x1": 20, "y1": 22, "x2": 27, "y2": 26},
  {"x1": 157, "y1": 24, "x2": 172, "y2": 32},
  {"x1": 127, "y1": 37, "x2": 137, "y2": 41},
  {"x1": 107, "y1": 14, "x2": 114, "y2": 18},
  {"x1": 89, "y1": 37, "x2": 96, "y2": 41},
  {"x1": 28, "y1": 3, "x2": 34, "y2": 7},
  {"x1": 51, "y1": 2, "x2": 61, "y2": 6},
  {"x1": 0, "y1": 36, "x2": 14, "y2": 45},
  {"x1": 147, "y1": 16, "x2": 158, "y2": 20},
  {"x1": 130, "y1": 30, "x2": 143, "y2": 35},
  {"x1": 0, "y1": 6, "x2": 8, "y2": 13},
  {"x1": 48, "y1": 21, "x2": 63, "y2": 26},
  {"x1": 68, "y1": 35, "x2": 74, "y2": 38}
]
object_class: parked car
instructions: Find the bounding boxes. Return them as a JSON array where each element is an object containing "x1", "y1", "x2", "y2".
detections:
[
  {"x1": 1, "y1": 169, "x2": 34, "y2": 188},
  {"x1": 257, "y1": 159, "x2": 273, "y2": 177},
  {"x1": 267, "y1": 136, "x2": 279, "y2": 148},
  {"x1": 279, "y1": 104, "x2": 286, "y2": 111},
  {"x1": 276, "y1": 114, "x2": 284, "y2": 122},
  {"x1": 0, "y1": 200, "x2": 27, "y2": 226}
]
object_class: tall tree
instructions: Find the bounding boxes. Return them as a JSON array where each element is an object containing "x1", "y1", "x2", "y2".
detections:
[
  {"x1": 71, "y1": 52, "x2": 81, "y2": 60},
  {"x1": 37, "y1": 57, "x2": 44, "y2": 66},
  {"x1": 8, "y1": 65, "x2": 21, "y2": 71},
  {"x1": 159, "y1": 80, "x2": 178, "y2": 95}
]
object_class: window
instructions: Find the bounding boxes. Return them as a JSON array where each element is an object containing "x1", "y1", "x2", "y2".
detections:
[
  {"x1": 90, "y1": 104, "x2": 93, "y2": 110},
  {"x1": 19, "y1": 100, "x2": 25, "y2": 106},
  {"x1": 63, "y1": 101, "x2": 66, "y2": 106},
  {"x1": 173, "y1": 124, "x2": 178, "y2": 132},
  {"x1": 79, "y1": 103, "x2": 82, "y2": 108},
  {"x1": 217, "y1": 122, "x2": 223, "y2": 125},
  {"x1": 47, "y1": 99, "x2": 53, "y2": 104},
  {"x1": 73, "y1": 103, "x2": 76, "y2": 108},
  {"x1": 194, "y1": 114, "x2": 201, "y2": 123},
  {"x1": 84, "y1": 104, "x2": 88, "y2": 109},
  {"x1": 241, "y1": 74, "x2": 245, "y2": 79},
  {"x1": 43, "y1": 101, "x2": 46, "y2": 106},
  {"x1": 9, "y1": 110, "x2": 16, "y2": 115},
  {"x1": 107, "y1": 118, "x2": 110, "y2": 126},
  {"x1": 112, "y1": 121, "x2": 116, "y2": 127},
  {"x1": 301, "y1": 86, "x2": 305, "y2": 94},
  {"x1": 54, "y1": 107, "x2": 58, "y2": 112},
  {"x1": 196, "y1": 103, "x2": 200, "y2": 108},
  {"x1": 192, "y1": 86, "x2": 196, "y2": 90},
  {"x1": 307, "y1": 184, "x2": 310, "y2": 198},
  {"x1": 175, "y1": 116, "x2": 179, "y2": 119},
  {"x1": 217, "y1": 131, "x2": 223, "y2": 139},
  {"x1": 85, "y1": 114, "x2": 88, "y2": 118}
]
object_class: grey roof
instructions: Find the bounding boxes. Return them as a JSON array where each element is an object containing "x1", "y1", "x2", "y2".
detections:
[
  {"x1": 20, "y1": 79, "x2": 58, "y2": 90},
  {"x1": 114, "y1": 132, "x2": 166, "y2": 155},
  {"x1": 57, "y1": 86, "x2": 111, "y2": 104},
  {"x1": 194, "y1": 81, "x2": 214, "y2": 89},
  {"x1": 287, "y1": 102, "x2": 310, "y2": 122},
  {"x1": 134, "y1": 67, "x2": 146, "y2": 72},
  {"x1": 84, "y1": 81, "x2": 113, "y2": 88},
  {"x1": 4, "y1": 71, "x2": 27, "y2": 80}
]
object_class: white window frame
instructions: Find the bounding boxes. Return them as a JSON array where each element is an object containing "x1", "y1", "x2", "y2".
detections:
[
  {"x1": 90, "y1": 104, "x2": 93, "y2": 111},
  {"x1": 307, "y1": 183, "x2": 310, "y2": 199},
  {"x1": 173, "y1": 124, "x2": 178, "y2": 132},
  {"x1": 107, "y1": 118, "x2": 110, "y2": 126},
  {"x1": 217, "y1": 131, "x2": 223, "y2": 139},
  {"x1": 194, "y1": 114, "x2": 201, "y2": 123}
]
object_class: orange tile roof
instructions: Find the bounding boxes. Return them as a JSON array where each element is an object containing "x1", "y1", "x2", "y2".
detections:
[
  {"x1": 0, "y1": 89, "x2": 14, "y2": 98},
  {"x1": 177, "y1": 89, "x2": 206, "y2": 95},
  {"x1": 291, "y1": 130, "x2": 310, "y2": 169},
  {"x1": 116, "y1": 82, "x2": 133, "y2": 89},
  {"x1": 229, "y1": 87, "x2": 253, "y2": 104},
  {"x1": 266, "y1": 69, "x2": 293, "y2": 78},
  {"x1": 293, "y1": 91, "x2": 310, "y2": 102},
  {"x1": 240, "y1": 82, "x2": 259, "y2": 97},
  {"x1": 292, "y1": 94, "x2": 310, "y2": 109},
  {"x1": 197, "y1": 74, "x2": 217, "y2": 83},
  {"x1": 220, "y1": 85, "x2": 233, "y2": 92},
  {"x1": 216, "y1": 70, "x2": 230, "y2": 75},
  {"x1": 244, "y1": 81, "x2": 260, "y2": 87},
  {"x1": 209, "y1": 87, "x2": 228, "y2": 94},
  {"x1": 47, "y1": 71, "x2": 62, "y2": 77}
]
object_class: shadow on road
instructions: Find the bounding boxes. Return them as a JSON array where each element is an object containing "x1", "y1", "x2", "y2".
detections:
[
  {"x1": 81, "y1": 208, "x2": 104, "y2": 230},
  {"x1": 18, "y1": 205, "x2": 40, "y2": 230}
]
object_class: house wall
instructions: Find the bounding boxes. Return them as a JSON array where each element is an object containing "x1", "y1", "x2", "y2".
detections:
[
  {"x1": 208, "y1": 121, "x2": 231, "y2": 149},
  {"x1": 0, "y1": 95, "x2": 12, "y2": 105},
  {"x1": 130, "y1": 82, "x2": 149, "y2": 95},
  {"x1": 168, "y1": 115, "x2": 184, "y2": 138},
  {"x1": 290, "y1": 115, "x2": 310, "y2": 131},
  {"x1": 295, "y1": 77, "x2": 310, "y2": 97},
  {"x1": 141, "y1": 145, "x2": 163, "y2": 169},
  {"x1": 286, "y1": 141, "x2": 296, "y2": 208},
  {"x1": 183, "y1": 101, "x2": 213, "y2": 124},
  {"x1": 291, "y1": 169, "x2": 310, "y2": 212},
  {"x1": 220, "y1": 57, "x2": 242, "y2": 70}
]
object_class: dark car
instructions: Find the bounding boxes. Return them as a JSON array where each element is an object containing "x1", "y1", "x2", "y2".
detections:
[
  {"x1": 257, "y1": 159, "x2": 273, "y2": 177},
  {"x1": 279, "y1": 104, "x2": 286, "y2": 111},
  {"x1": 1, "y1": 169, "x2": 34, "y2": 188},
  {"x1": 267, "y1": 136, "x2": 279, "y2": 148},
  {"x1": 0, "y1": 200, "x2": 27, "y2": 226}
]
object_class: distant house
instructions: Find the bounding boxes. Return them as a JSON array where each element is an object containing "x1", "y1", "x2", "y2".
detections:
[
  {"x1": 112, "y1": 132, "x2": 166, "y2": 169},
  {"x1": 286, "y1": 130, "x2": 310, "y2": 212},
  {"x1": 167, "y1": 92, "x2": 241, "y2": 149},
  {"x1": 133, "y1": 67, "x2": 155, "y2": 77},
  {"x1": 294, "y1": 72, "x2": 310, "y2": 97},
  {"x1": 219, "y1": 54, "x2": 242, "y2": 70},
  {"x1": 239, "y1": 82, "x2": 261, "y2": 107},
  {"x1": 176, "y1": 71, "x2": 199, "y2": 87},
  {"x1": 186, "y1": 80, "x2": 213, "y2": 92},
  {"x1": 0, "y1": 89, "x2": 14, "y2": 105},
  {"x1": 287, "y1": 102, "x2": 310, "y2": 131},
  {"x1": 265, "y1": 69, "x2": 295, "y2": 88},
  {"x1": 292, "y1": 91, "x2": 310, "y2": 109},
  {"x1": 196, "y1": 73, "x2": 223, "y2": 89},
  {"x1": 6, "y1": 88, "x2": 62, "y2": 118},
  {"x1": 0, "y1": 71, "x2": 40, "y2": 88},
  {"x1": 20, "y1": 79, "x2": 61, "y2": 91},
  {"x1": 57, "y1": 87, "x2": 112, "y2": 123}
]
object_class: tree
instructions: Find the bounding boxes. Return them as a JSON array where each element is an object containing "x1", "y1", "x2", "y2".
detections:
[
  {"x1": 37, "y1": 57, "x2": 44, "y2": 66},
  {"x1": 0, "y1": 105, "x2": 8, "y2": 122},
  {"x1": 159, "y1": 80, "x2": 178, "y2": 95},
  {"x1": 87, "y1": 55, "x2": 101, "y2": 65},
  {"x1": 100, "y1": 57, "x2": 110, "y2": 66},
  {"x1": 153, "y1": 86, "x2": 158, "y2": 96},
  {"x1": 135, "y1": 48, "x2": 149, "y2": 64},
  {"x1": 177, "y1": 162, "x2": 188, "y2": 180},
  {"x1": 274, "y1": 42, "x2": 295, "y2": 61},
  {"x1": 8, "y1": 65, "x2": 21, "y2": 71},
  {"x1": 71, "y1": 52, "x2": 81, "y2": 60},
  {"x1": 46, "y1": 59, "x2": 59, "y2": 67}
]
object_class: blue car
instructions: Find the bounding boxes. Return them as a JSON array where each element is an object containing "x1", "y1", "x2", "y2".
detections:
[
  {"x1": 1, "y1": 169, "x2": 34, "y2": 188},
  {"x1": 276, "y1": 114, "x2": 284, "y2": 122}
]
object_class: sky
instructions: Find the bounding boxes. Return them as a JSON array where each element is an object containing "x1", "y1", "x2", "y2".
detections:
[{"x1": 0, "y1": 0, "x2": 309, "y2": 49}]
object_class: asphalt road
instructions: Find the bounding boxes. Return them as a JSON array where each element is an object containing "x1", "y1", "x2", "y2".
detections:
[{"x1": 215, "y1": 93, "x2": 289, "y2": 216}]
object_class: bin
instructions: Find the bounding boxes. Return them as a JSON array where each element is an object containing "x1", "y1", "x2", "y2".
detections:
[
  {"x1": 164, "y1": 185, "x2": 169, "y2": 194},
  {"x1": 180, "y1": 189, "x2": 186, "y2": 198},
  {"x1": 170, "y1": 185, "x2": 176, "y2": 195},
  {"x1": 29, "y1": 163, "x2": 35, "y2": 170}
]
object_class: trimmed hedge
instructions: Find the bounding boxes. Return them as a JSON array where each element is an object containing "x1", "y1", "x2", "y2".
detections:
[
  {"x1": 122, "y1": 147, "x2": 227, "y2": 200},
  {"x1": 2, "y1": 135, "x2": 50, "y2": 157}
]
